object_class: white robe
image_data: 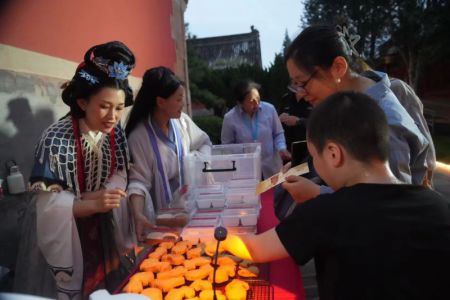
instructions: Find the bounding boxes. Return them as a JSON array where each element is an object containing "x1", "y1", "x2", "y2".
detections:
[
  {"x1": 127, "y1": 112, "x2": 211, "y2": 221},
  {"x1": 16, "y1": 116, "x2": 134, "y2": 300}
]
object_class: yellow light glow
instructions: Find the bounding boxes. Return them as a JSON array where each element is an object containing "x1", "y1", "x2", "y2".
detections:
[
  {"x1": 224, "y1": 235, "x2": 253, "y2": 261},
  {"x1": 436, "y1": 161, "x2": 450, "y2": 177}
]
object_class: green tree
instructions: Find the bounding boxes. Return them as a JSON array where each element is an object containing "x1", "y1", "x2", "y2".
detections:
[
  {"x1": 187, "y1": 42, "x2": 226, "y2": 115},
  {"x1": 282, "y1": 29, "x2": 292, "y2": 55},
  {"x1": 266, "y1": 53, "x2": 290, "y2": 110},
  {"x1": 388, "y1": 0, "x2": 450, "y2": 89},
  {"x1": 193, "y1": 63, "x2": 264, "y2": 111},
  {"x1": 302, "y1": 0, "x2": 450, "y2": 89},
  {"x1": 303, "y1": 0, "x2": 391, "y2": 62},
  {"x1": 193, "y1": 115, "x2": 223, "y2": 144},
  {"x1": 186, "y1": 26, "x2": 293, "y2": 116}
]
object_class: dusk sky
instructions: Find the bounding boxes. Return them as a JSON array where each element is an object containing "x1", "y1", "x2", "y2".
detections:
[{"x1": 185, "y1": 0, "x2": 304, "y2": 68}]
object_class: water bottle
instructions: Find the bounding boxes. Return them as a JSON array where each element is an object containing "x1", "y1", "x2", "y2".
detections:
[{"x1": 7, "y1": 165, "x2": 26, "y2": 194}]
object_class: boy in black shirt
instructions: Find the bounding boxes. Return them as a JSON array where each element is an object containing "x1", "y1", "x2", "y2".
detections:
[{"x1": 224, "y1": 91, "x2": 450, "y2": 300}]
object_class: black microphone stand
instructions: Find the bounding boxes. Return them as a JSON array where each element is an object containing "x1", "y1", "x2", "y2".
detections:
[{"x1": 212, "y1": 226, "x2": 227, "y2": 300}]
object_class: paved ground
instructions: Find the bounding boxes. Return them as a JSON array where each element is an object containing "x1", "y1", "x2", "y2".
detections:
[
  {"x1": 300, "y1": 260, "x2": 320, "y2": 300},
  {"x1": 434, "y1": 172, "x2": 450, "y2": 198}
]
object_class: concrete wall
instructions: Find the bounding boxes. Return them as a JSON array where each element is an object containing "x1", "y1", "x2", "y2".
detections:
[
  {"x1": 171, "y1": 0, "x2": 192, "y2": 115},
  {"x1": 0, "y1": 0, "x2": 180, "y2": 77},
  {"x1": 0, "y1": 46, "x2": 77, "y2": 181},
  {"x1": 0, "y1": 0, "x2": 189, "y2": 182},
  {"x1": 0, "y1": 69, "x2": 64, "y2": 182}
]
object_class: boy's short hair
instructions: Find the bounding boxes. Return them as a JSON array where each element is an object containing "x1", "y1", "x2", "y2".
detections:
[{"x1": 307, "y1": 91, "x2": 389, "y2": 162}]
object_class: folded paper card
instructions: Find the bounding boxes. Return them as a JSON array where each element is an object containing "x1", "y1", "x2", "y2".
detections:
[{"x1": 255, "y1": 162, "x2": 309, "y2": 195}]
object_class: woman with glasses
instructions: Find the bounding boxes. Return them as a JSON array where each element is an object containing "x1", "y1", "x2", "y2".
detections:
[
  {"x1": 281, "y1": 25, "x2": 430, "y2": 202},
  {"x1": 221, "y1": 79, "x2": 291, "y2": 179}
]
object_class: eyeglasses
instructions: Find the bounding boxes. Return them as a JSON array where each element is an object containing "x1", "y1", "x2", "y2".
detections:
[{"x1": 287, "y1": 70, "x2": 317, "y2": 94}]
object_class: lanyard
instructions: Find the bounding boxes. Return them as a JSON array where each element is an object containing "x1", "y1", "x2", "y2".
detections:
[
  {"x1": 171, "y1": 119, "x2": 185, "y2": 187},
  {"x1": 242, "y1": 110, "x2": 259, "y2": 141},
  {"x1": 144, "y1": 119, "x2": 184, "y2": 205}
]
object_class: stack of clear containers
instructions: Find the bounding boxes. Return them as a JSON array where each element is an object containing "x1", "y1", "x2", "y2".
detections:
[{"x1": 181, "y1": 143, "x2": 262, "y2": 243}]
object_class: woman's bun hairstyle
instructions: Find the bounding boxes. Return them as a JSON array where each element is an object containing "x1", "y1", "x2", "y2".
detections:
[{"x1": 62, "y1": 41, "x2": 136, "y2": 117}]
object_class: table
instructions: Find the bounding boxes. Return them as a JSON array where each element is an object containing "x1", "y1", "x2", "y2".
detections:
[
  {"x1": 259, "y1": 189, "x2": 306, "y2": 300},
  {"x1": 0, "y1": 192, "x2": 31, "y2": 269},
  {"x1": 0, "y1": 190, "x2": 307, "y2": 299}
]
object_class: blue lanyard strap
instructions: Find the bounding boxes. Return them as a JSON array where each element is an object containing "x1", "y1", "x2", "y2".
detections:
[
  {"x1": 144, "y1": 121, "x2": 172, "y2": 205},
  {"x1": 171, "y1": 119, "x2": 185, "y2": 186},
  {"x1": 144, "y1": 120, "x2": 185, "y2": 206},
  {"x1": 242, "y1": 110, "x2": 259, "y2": 141}
]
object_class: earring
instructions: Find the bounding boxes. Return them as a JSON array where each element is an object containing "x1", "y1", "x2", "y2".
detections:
[{"x1": 336, "y1": 78, "x2": 341, "y2": 84}]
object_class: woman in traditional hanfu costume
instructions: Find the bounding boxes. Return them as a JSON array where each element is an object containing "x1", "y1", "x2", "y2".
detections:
[
  {"x1": 14, "y1": 41, "x2": 136, "y2": 300},
  {"x1": 125, "y1": 67, "x2": 212, "y2": 242}
]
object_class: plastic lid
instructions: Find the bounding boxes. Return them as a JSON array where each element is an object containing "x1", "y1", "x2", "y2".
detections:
[{"x1": 10, "y1": 165, "x2": 20, "y2": 173}]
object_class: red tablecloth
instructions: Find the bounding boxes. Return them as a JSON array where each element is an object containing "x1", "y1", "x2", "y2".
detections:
[{"x1": 259, "y1": 189, "x2": 306, "y2": 300}]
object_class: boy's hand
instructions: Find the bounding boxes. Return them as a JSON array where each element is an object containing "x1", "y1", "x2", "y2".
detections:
[{"x1": 282, "y1": 175, "x2": 320, "y2": 203}]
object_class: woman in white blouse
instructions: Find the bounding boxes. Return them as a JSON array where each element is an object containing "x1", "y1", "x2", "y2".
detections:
[{"x1": 125, "y1": 66, "x2": 211, "y2": 241}]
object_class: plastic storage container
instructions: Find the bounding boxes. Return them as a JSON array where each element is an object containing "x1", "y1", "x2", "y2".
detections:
[
  {"x1": 181, "y1": 226, "x2": 216, "y2": 243},
  {"x1": 226, "y1": 188, "x2": 260, "y2": 207},
  {"x1": 221, "y1": 207, "x2": 259, "y2": 227},
  {"x1": 195, "y1": 184, "x2": 225, "y2": 195},
  {"x1": 181, "y1": 224, "x2": 257, "y2": 243},
  {"x1": 191, "y1": 209, "x2": 222, "y2": 219},
  {"x1": 155, "y1": 208, "x2": 193, "y2": 227},
  {"x1": 196, "y1": 196, "x2": 226, "y2": 209},
  {"x1": 194, "y1": 185, "x2": 226, "y2": 209},
  {"x1": 184, "y1": 143, "x2": 261, "y2": 186},
  {"x1": 226, "y1": 178, "x2": 259, "y2": 189},
  {"x1": 187, "y1": 217, "x2": 218, "y2": 227},
  {"x1": 227, "y1": 225, "x2": 257, "y2": 236}
]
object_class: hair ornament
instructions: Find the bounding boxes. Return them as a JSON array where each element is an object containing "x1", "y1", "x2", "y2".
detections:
[
  {"x1": 92, "y1": 56, "x2": 110, "y2": 74},
  {"x1": 336, "y1": 25, "x2": 361, "y2": 57},
  {"x1": 108, "y1": 61, "x2": 130, "y2": 80},
  {"x1": 78, "y1": 70, "x2": 99, "y2": 85},
  {"x1": 93, "y1": 56, "x2": 131, "y2": 80}
]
